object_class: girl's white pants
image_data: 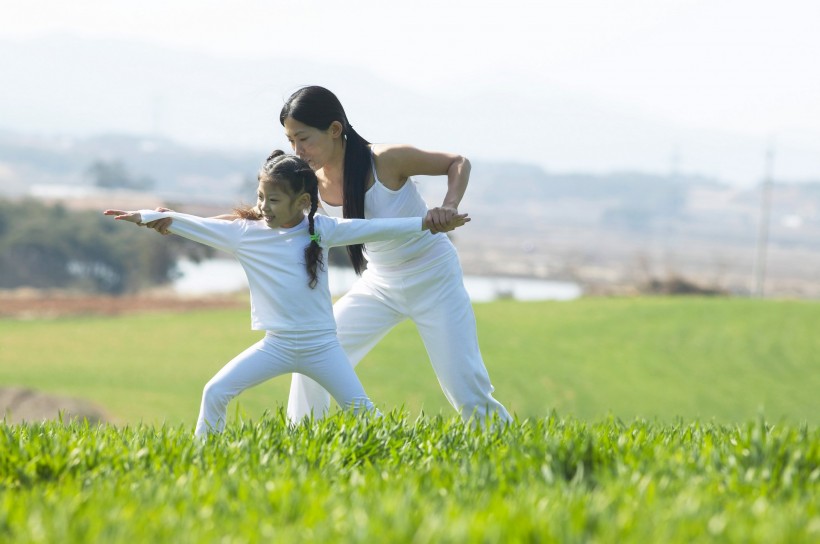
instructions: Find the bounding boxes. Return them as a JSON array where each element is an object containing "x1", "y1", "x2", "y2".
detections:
[
  {"x1": 196, "y1": 330, "x2": 373, "y2": 437},
  {"x1": 287, "y1": 254, "x2": 511, "y2": 424}
]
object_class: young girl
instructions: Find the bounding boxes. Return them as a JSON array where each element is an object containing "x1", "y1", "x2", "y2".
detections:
[{"x1": 105, "y1": 151, "x2": 469, "y2": 437}]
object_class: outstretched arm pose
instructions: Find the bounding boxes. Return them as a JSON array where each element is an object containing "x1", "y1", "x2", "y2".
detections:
[
  {"x1": 104, "y1": 151, "x2": 471, "y2": 436},
  {"x1": 147, "y1": 85, "x2": 511, "y2": 426}
]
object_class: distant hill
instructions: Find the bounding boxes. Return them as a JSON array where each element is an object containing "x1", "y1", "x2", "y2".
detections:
[
  {"x1": 0, "y1": 131, "x2": 261, "y2": 203},
  {"x1": 2, "y1": 35, "x2": 820, "y2": 184},
  {"x1": 0, "y1": 129, "x2": 723, "y2": 212}
]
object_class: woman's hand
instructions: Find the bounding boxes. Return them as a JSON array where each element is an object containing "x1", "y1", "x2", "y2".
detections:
[
  {"x1": 102, "y1": 209, "x2": 143, "y2": 224},
  {"x1": 144, "y1": 207, "x2": 174, "y2": 235},
  {"x1": 424, "y1": 208, "x2": 470, "y2": 233}
]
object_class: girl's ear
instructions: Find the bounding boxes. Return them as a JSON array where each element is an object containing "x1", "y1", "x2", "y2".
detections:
[
  {"x1": 297, "y1": 192, "x2": 312, "y2": 210},
  {"x1": 328, "y1": 120, "x2": 344, "y2": 139}
]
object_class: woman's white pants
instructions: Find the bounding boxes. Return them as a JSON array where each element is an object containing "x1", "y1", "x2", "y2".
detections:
[
  {"x1": 196, "y1": 331, "x2": 373, "y2": 437},
  {"x1": 287, "y1": 255, "x2": 511, "y2": 424}
]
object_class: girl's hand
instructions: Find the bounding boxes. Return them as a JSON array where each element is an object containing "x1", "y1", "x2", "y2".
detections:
[
  {"x1": 145, "y1": 207, "x2": 174, "y2": 235},
  {"x1": 423, "y1": 209, "x2": 470, "y2": 233},
  {"x1": 102, "y1": 209, "x2": 143, "y2": 224},
  {"x1": 425, "y1": 207, "x2": 469, "y2": 233}
]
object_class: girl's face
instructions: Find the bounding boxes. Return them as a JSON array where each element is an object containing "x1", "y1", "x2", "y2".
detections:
[
  {"x1": 283, "y1": 116, "x2": 342, "y2": 171},
  {"x1": 257, "y1": 181, "x2": 309, "y2": 229}
]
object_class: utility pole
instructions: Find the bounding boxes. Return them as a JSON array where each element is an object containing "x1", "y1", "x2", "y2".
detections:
[{"x1": 753, "y1": 143, "x2": 775, "y2": 297}]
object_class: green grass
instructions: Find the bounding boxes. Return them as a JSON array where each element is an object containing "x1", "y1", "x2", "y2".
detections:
[
  {"x1": 2, "y1": 298, "x2": 819, "y2": 542},
  {"x1": 0, "y1": 413, "x2": 817, "y2": 543},
  {"x1": 1, "y1": 298, "x2": 819, "y2": 426}
]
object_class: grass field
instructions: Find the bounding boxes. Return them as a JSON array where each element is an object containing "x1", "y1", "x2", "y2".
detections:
[
  {"x1": 1, "y1": 297, "x2": 819, "y2": 542},
  {"x1": 1, "y1": 297, "x2": 819, "y2": 426},
  {"x1": 1, "y1": 412, "x2": 818, "y2": 543}
]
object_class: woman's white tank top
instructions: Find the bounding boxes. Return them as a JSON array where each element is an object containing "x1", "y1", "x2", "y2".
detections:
[{"x1": 318, "y1": 153, "x2": 455, "y2": 273}]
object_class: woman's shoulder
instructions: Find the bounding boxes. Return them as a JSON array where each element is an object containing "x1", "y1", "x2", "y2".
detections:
[
  {"x1": 372, "y1": 143, "x2": 462, "y2": 182},
  {"x1": 370, "y1": 144, "x2": 417, "y2": 189},
  {"x1": 371, "y1": 143, "x2": 417, "y2": 163}
]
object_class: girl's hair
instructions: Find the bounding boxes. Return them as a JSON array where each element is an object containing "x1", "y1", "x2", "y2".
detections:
[
  {"x1": 280, "y1": 86, "x2": 371, "y2": 274},
  {"x1": 237, "y1": 150, "x2": 324, "y2": 288}
]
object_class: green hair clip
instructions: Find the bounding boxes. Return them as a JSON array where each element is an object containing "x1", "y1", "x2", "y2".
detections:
[{"x1": 309, "y1": 233, "x2": 321, "y2": 244}]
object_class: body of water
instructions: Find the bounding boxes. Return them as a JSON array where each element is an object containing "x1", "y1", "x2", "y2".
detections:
[{"x1": 173, "y1": 259, "x2": 582, "y2": 302}]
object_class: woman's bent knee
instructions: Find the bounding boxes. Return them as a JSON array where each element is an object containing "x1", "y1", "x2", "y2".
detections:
[{"x1": 202, "y1": 379, "x2": 235, "y2": 406}]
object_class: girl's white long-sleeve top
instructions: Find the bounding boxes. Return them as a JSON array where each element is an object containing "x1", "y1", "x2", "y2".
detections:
[{"x1": 138, "y1": 210, "x2": 424, "y2": 333}]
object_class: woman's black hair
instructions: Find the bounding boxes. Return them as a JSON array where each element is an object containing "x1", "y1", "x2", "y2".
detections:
[
  {"x1": 251, "y1": 150, "x2": 324, "y2": 289},
  {"x1": 280, "y1": 86, "x2": 371, "y2": 274}
]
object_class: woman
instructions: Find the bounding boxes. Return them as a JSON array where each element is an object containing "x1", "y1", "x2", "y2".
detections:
[{"x1": 280, "y1": 86, "x2": 510, "y2": 424}]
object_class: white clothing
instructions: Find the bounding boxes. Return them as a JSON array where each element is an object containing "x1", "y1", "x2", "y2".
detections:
[
  {"x1": 288, "y1": 252, "x2": 510, "y2": 422},
  {"x1": 196, "y1": 331, "x2": 372, "y2": 436},
  {"x1": 288, "y1": 159, "x2": 512, "y2": 423},
  {"x1": 318, "y1": 174, "x2": 453, "y2": 272},
  {"x1": 135, "y1": 210, "x2": 425, "y2": 435},
  {"x1": 138, "y1": 210, "x2": 423, "y2": 333}
]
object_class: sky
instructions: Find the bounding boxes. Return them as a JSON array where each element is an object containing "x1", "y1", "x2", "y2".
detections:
[{"x1": 2, "y1": 0, "x2": 819, "y2": 183}]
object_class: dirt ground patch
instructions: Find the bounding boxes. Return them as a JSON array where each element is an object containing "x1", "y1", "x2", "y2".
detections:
[
  {"x1": 0, "y1": 289, "x2": 247, "y2": 319},
  {"x1": 0, "y1": 387, "x2": 111, "y2": 424}
]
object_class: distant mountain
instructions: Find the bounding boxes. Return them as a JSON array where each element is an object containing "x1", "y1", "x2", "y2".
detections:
[
  {"x1": 2, "y1": 35, "x2": 819, "y2": 185},
  {"x1": 0, "y1": 131, "x2": 260, "y2": 202},
  {"x1": 0, "y1": 128, "x2": 725, "y2": 217}
]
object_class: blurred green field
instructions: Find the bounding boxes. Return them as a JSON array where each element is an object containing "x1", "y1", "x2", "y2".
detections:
[{"x1": 1, "y1": 297, "x2": 819, "y2": 427}]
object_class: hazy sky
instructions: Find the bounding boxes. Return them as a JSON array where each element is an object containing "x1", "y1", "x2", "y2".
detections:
[{"x1": 3, "y1": 0, "x2": 819, "y2": 181}]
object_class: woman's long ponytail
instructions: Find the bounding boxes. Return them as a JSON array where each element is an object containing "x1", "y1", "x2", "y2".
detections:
[
  {"x1": 341, "y1": 125, "x2": 371, "y2": 274},
  {"x1": 280, "y1": 86, "x2": 372, "y2": 275}
]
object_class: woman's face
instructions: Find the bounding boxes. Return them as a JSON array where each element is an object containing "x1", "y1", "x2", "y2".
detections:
[{"x1": 283, "y1": 116, "x2": 341, "y2": 171}]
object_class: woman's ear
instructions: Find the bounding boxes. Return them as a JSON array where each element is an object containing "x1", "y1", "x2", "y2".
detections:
[{"x1": 329, "y1": 120, "x2": 344, "y2": 139}]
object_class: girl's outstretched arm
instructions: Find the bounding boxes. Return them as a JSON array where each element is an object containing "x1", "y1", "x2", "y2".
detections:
[
  {"x1": 144, "y1": 208, "x2": 240, "y2": 235},
  {"x1": 320, "y1": 212, "x2": 470, "y2": 248},
  {"x1": 103, "y1": 209, "x2": 144, "y2": 224},
  {"x1": 104, "y1": 209, "x2": 243, "y2": 254},
  {"x1": 421, "y1": 213, "x2": 470, "y2": 231}
]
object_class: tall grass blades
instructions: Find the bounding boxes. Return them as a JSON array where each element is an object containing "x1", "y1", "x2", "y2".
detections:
[{"x1": 1, "y1": 412, "x2": 818, "y2": 543}]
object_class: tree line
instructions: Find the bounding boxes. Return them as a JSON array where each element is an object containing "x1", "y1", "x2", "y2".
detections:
[{"x1": 0, "y1": 199, "x2": 212, "y2": 294}]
